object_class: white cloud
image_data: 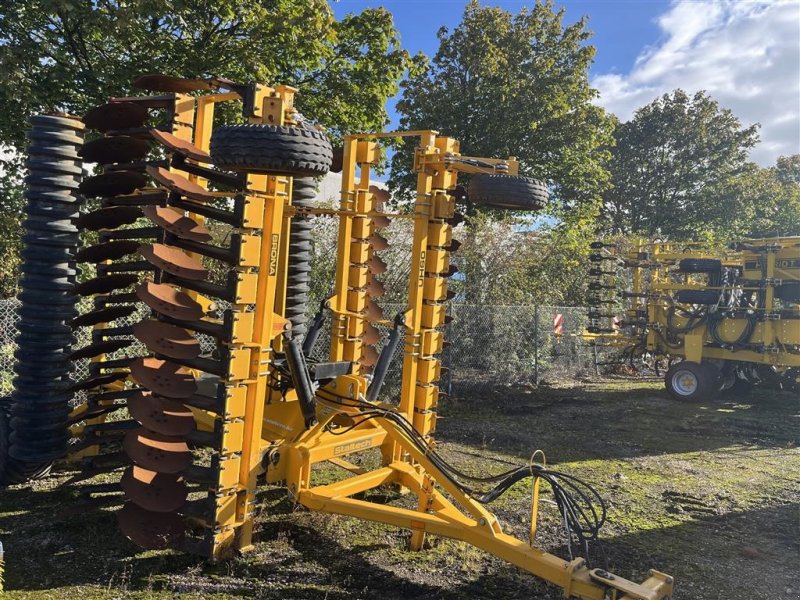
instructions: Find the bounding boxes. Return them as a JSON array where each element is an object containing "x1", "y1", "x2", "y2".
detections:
[{"x1": 592, "y1": 0, "x2": 800, "y2": 166}]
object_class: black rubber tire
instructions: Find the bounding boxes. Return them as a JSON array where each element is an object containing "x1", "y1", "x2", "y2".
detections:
[
  {"x1": 775, "y1": 282, "x2": 800, "y2": 303},
  {"x1": 678, "y1": 258, "x2": 722, "y2": 273},
  {"x1": 467, "y1": 174, "x2": 548, "y2": 211},
  {"x1": 675, "y1": 289, "x2": 721, "y2": 305},
  {"x1": 665, "y1": 361, "x2": 719, "y2": 402},
  {"x1": 210, "y1": 124, "x2": 332, "y2": 176}
]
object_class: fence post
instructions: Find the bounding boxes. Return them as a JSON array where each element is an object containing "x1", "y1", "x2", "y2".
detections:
[{"x1": 533, "y1": 304, "x2": 539, "y2": 384}]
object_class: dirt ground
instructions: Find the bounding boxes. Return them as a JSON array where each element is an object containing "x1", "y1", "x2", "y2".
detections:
[{"x1": 0, "y1": 377, "x2": 797, "y2": 599}]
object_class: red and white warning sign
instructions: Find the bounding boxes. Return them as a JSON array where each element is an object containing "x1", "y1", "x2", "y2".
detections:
[{"x1": 553, "y1": 313, "x2": 564, "y2": 336}]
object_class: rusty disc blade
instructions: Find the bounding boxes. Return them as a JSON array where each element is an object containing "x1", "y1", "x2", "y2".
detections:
[
  {"x1": 84, "y1": 102, "x2": 148, "y2": 132},
  {"x1": 365, "y1": 300, "x2": 384, "y2": 322},
  {"x1": 361, "y1": 345, "x2": 379, "y2": 367},
  {"x1": 120, "y1": 465, "x2": 188, "y2": 513},
  {"x1": 367, "y1": 255, "x2": 387, "y2": 275},
  {"x1": 446, "y1": 239, "x2": 462, "y2": 253},
  {"x1": 443, "y1": 265, "x2": 459, "y2": 278},
  {"x1": 363, "y1": 323, "x2": 380, "y2": 346},
  {"x1": 75, "y1": 273, "x2": 138, "y2": 296},
  {"x1": 123, "y1": 427, "x2": 192, "y2": 473},
  {"x1": 69, "y1": 371, "x2": 129, "y2": 392},
  {"x1": 76, "y1": 240, "x2": 140, "y2": 263},
  {"x1": 366, "y1": 278, "x2": 385, "y2": 298},
  {"x1": 134, "y1": 74, "x2": 215, "y2": 93},
  {"x1": 104, "y1": 188, "x2": 168, "y2": 207},
  {"x1": 139, "y1": 244, "x2": 209, "y2": 281},
  {"x1": 369, "y1": 233, "x2": 389, "y2": 251},
  {"x1": 146, "y1": 166, "x2": 215, "y2": 202},
  {"x1": 79, "y1": 171, "x2": 148, "y2": 198},
  {"x1": 69, "y1": 339, "x2": 132, "y2": 361},
  {"x1": 79, "y1": 135, "x2": 150, "y2": 164},
  {"x1": 71, "y1": 305, "x2": 136, "y2": 328},
  {"x1": 75, "y1": 206, "x2": 143, "y2": 231},
  {"x1": 130, "y1": 357, "x2": 197, "y2": 398},
  {"x1": 371, "y1": 214, "x2": 391, "y2": 230},
  {"x1": 368, "y1": 185, "x2": 391, "y2": 207},
  {"x1": 136, "y1": 281, "x2": 203, "y2": 321},
  {"x1": 127, "y1": 391, "x2": 195, "y2": 437},
  {"x1": 133, "y1": 320, "x2": 200, "y2": 360},
  {"x1": 150, "y1": 129, "x2": 211, "y2": 163},
  {"x1": 142, "y1": 205, "x2": 211, "y2": 242},
  {"x1": 117, "y1": 501, "x2": 185, "y2": 550}
]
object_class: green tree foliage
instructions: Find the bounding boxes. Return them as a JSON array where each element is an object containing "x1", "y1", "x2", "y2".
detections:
[
  {"x1": 389, "y1": 0, "x2": 614, "y2": 214},
  {"x1": 602, "y1": 89, "x2": 761, "y2": 240},
  {"x1": 0, "y1": 0, "x2": 409, "y2": 296}
]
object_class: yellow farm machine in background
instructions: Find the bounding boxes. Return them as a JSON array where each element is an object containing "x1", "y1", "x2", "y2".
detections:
[
  {"x1": 0, "y1": 74, "x2": 674, "y2": 600},
  {"x1": 586, "y1": 238, "x2": 800, "y2": 401}
]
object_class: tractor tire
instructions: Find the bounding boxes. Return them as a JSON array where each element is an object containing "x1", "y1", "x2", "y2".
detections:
[
  {"x1": 775, "y1": 282, "x2": 800, "y2": 303},
  {"x1": 678, "y1": 258, "x2": 722, "y2": 273},
  {"x1": 0, "y1": 402, "x2": 51, "y2": 486},
  {"x1": 467, "y1": 174, "x2": 548, "y2": 211},
  {"x1": 675, "y1": 289, "x2": 721, "y2": 305},
  {"x1": 210, "y1": 124, "x2": 332, "y2": 176},
  {"x1": 665, "y1": 362, "x2": 719, "y2": 402}
]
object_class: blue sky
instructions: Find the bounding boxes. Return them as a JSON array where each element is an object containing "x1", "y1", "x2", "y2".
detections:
[{"x1": 331, "y1": 1, "x2": 800, "y2": 166}]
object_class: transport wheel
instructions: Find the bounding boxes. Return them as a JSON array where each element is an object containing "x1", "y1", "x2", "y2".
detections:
[
  {"x1": 467, "y1": 173, "x2": 548, "y2": 211},
  {"x1": 675, "y1": 289, "x2": 721, "y2": 305},
  {"x1": 665, "y1": 361, "x2": 719, "y2": 402},
  {"x1": 677, "y1": 258, "x2": 722, "y2": 273},
  {"x1": 210, "y1": 123, "x2": 332, "y2": 176}
]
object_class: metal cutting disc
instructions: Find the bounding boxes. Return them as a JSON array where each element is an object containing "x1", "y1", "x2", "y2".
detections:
[
  {"x1": 117, "y1": 501, "x2": 185, "y2": 550},
  {"x1": 79, "y1": 135, "x2": 150, "y2": 164},
  {"x1": 79, "y1": 171, "x2": 148, "y2": 198},
  {"x1": 146, "y1": 166, "x2": 216, "y2": 202},
  {"x1": 367, "y1": 256, "x2": 387, "y2": 275},
  {"x1": 75, "y1": 273, "x2": 138, "y2": 296},
  {"x1": 142, "y1": 205, "x2": 211, "y2": 242},
  {"x1": 76, "y1": 240, "x2": 140, "y2": 263},
  {"x1": 368, "y1": 185, "x2": 391, "y2": 207},
  {"x1": 361, "y1": 345, "x2": 379, "y2": 367},
  {"x1": 120, "y1": 465, "x2": 188, "y2": 512},
  {"x1": 75, "y1": 206, "x2": 143, "y2": 231},
  {"x1": 133, "y1": 320, "x2": 200, "y2": 360},
  {"x1": 127, "y1": 391, "x2": 195, "y2": 437},
  {"x1": 149, "y1": 129, "x2": 211, "y2": 162},
  {"x1": 369, "y1": 233, "x2": 389, "y2": 251},
  {"x1": 69, "y1": 371, "x2": 129, "y2": 392},
  {"x1": 134, "y1": 74, "x2": 216, "y2": 93},
  {"x1": 69, "y1": 339, "x2": 132, "y2": 361},
  {"x1": 84, "y1": 102, "x2": 148, "y2": 132},
  {"x1": 135, "y1": 281, "x2": 203, "y2": 321},
  {"x1": 367, "y1": 278, "x2": 385, "y2": 298},
  {"x1": 130, "y1": 357, "x2": 197, "y2": 398},
  {"x1": 104, "y1": 188, "x2": 168, "y2": 207},
  {"x1": 71, "y1": 305, "x2": 136, "y2": 328},
  {"x1": 139, "y1": 244, "x2": 209, "y2": 281},
  {"x1": 365, "y1": 300, "x2": 384, "y2": 321},
  {"x1": 371, "y1": 214, "x2": 391, "y2": 230},
  {"x1": 363, "y1": 323, "x2": 380, "y2": 346},
  {"x1": 123, "y1": 427, "x2": 192, "y2": 473}
]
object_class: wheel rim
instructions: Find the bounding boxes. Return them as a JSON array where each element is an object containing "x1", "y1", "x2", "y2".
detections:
[{"x1": 672, "y1": 369, "x2": 699, "y2": 396}]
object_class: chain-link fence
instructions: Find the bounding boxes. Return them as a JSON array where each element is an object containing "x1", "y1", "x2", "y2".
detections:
[{"x1": 0, "y1": 299, "x2": 611, "y2": 400}]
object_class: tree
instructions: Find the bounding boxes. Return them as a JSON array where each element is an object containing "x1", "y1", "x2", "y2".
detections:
[
  {"x1": 0, "y1": 0, "x2": 409, "y2": 296},
  {"x1": 389, "y1": 0, "x2": 614, "y2": 213},
  {"x1": 602, "y1": 89, "x2": 760, "y2": 240}
]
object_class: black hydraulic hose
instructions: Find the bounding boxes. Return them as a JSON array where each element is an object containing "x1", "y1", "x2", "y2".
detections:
[
  {"x1": 285, "y1": 177, "x2": 315, "y2": 340},
  {"x1": 365, "y1": 313, "x2": 404, "y2": 401},
  {"x1": 284, "y1": 332, "x2": 317, "y2": 428},
  {"x1": 5, "y1": 115, "x2": 84, "y2": 473}
]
